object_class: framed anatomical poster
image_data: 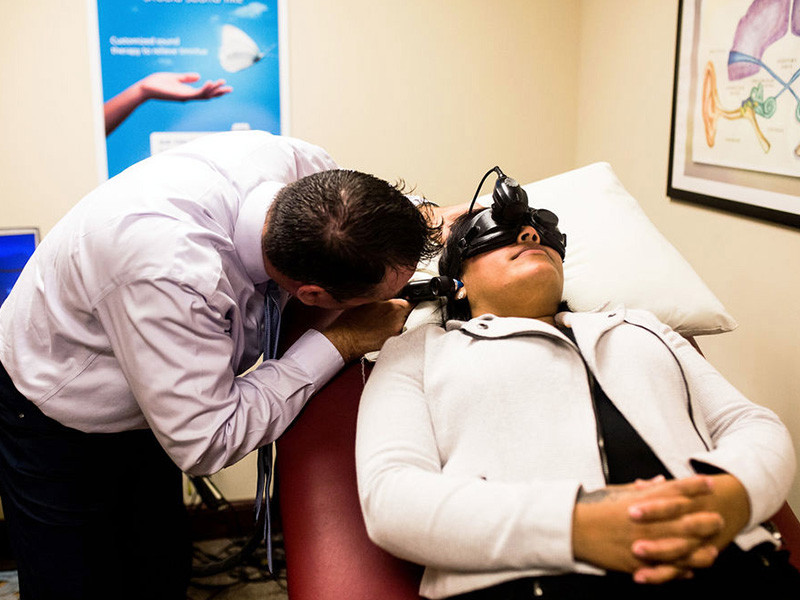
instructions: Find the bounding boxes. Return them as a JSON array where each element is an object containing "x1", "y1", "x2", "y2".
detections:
[
  {"x1": 668, "y1": 0, "x2": 800, "y2": 228},
  {"x1": 89, "y1": 0, "x2": 287, "y2": 179}
]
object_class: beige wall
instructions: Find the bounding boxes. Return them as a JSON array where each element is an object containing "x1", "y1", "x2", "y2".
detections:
[
  {"x1": 287, "y1": 0, "x2": 580, "y2": 203},
  {"x1": 1, "y1": 4, "x2": 100, "y2": 233},
  {"x1": 1, "y1": 0, "x2": 580, "y2": 276},
  {"x1": 2, "y1": 0, "x2": 798, "y2": 516}
]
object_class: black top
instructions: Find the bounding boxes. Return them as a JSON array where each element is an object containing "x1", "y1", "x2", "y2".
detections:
[{"x1": 558, "y1": 326, "x2": 672, "y2": 484}]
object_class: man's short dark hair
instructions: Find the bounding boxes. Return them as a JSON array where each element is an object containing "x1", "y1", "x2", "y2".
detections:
[{"x1": 263, "y1": 169, "x2": 441, "y2": 300}]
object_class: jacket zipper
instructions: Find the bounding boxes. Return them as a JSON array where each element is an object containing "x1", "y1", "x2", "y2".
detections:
[
  {"x1": 568, "y1": 345, "x2": 611, "y2": 484},
  {"x1": 626, "y1": 323, "x2": 710, "y2": 452}
]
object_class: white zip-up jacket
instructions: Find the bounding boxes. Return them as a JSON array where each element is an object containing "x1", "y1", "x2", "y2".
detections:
[{"x1": 355, "y1": 307, "x2": 795, "y2": 599}]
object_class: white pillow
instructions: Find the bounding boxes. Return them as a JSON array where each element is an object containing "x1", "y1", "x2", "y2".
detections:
[{"x1": 498, "y1": 162, "x2": 736, "y2": 336}]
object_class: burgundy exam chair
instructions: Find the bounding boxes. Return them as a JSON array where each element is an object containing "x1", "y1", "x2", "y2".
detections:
[
  {"x1": 276, "y1": 362, "x2": 423, "y2": 599},
  {"x1": 276, "y1": 362, "x2": 800, "y2": 600}
]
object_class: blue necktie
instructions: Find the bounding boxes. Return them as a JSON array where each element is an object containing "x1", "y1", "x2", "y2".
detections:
[{"x1": 255, "y1": 279, "x2": 281, "y2": 574}]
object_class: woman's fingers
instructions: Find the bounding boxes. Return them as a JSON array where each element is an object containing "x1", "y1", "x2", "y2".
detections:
[
  {"x1": 633, "y1": 563, "x2": 693, "y2": 585},
  {"x1": 632, "y1": 537, "x2": 719, "y2": 566}
]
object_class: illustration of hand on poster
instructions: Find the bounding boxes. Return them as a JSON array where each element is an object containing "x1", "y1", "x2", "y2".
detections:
[
  {"x1": 94, "y1": 1, "x2": 282, "y2": 178},
  {"x1": 104, "y1": 72, "x2": 233, "y2": 135}
]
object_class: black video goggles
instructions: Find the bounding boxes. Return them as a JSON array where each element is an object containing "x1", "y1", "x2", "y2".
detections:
[{"x1": 458, "y1": 167, "x2": 566, "y2": 261}]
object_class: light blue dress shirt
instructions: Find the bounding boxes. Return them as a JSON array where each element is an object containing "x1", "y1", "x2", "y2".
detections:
[{"x1": 0, "y1": 131, "x2": 344, "y2": 475}]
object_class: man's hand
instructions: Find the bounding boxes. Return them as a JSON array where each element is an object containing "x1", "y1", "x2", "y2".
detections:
[
  {"x1": 321, "y1": 299, "x2": 413, "y2": 363},
  {"x1": 573, "y1": 476, "x2": 724, "y2": 583}
]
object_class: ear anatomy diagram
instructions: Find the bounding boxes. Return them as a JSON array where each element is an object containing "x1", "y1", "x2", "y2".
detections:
[
  {"x1": 219, "y1": 24, "x2": 265, "y2": 73},
  {"x1": 703, "y1": 61, "x2": 773, "y2": 152},
  {"x1": 701, "y1": 0, "x2": 800, "y2": 159}
]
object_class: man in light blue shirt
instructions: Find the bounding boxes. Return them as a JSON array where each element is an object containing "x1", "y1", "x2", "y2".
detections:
[{"x1": 0, "y1": 131, "x2": 444, "y2": 599}]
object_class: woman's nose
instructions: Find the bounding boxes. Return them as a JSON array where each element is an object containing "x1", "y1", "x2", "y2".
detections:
[{"x1": 517, "y1": 225, "x2": 540, "y2": 244}]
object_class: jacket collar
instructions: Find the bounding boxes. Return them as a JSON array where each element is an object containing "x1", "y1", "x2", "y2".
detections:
[{"x1": 447, "y1": 305, "x2": 628, "y2": 347}]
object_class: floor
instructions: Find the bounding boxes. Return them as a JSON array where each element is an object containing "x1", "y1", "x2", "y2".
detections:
[
  {"x1": 0, "y1": 537, "x2": 289, "y2": 600},
  {"x1": 189, "y1": 537, "x2": 288, "y2": 600},
  {"x1": 0, "y1": 572, "x2": 17, "y2": 599}
]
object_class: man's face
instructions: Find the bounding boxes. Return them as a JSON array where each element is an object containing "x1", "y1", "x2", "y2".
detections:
[{"x1": 314, "y1": 265, "x2": 417, "y2": 310}]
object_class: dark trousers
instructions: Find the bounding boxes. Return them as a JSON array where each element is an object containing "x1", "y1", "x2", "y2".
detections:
[
  {"x1": 0, "y1": 362, "x2": 191, "y2": 600},
  {"x1": 447, "y1": 543, "x2": 800, "y2": 599}
]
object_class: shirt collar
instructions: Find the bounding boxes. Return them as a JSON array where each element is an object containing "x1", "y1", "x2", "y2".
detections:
[{"x1": 234, "y1": 181, "x2": 285, "y2": 285}]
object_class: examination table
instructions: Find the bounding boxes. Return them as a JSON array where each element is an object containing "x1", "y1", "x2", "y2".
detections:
[{"x1": 276, "y1": 360, "x2": 800, "y2": 600}]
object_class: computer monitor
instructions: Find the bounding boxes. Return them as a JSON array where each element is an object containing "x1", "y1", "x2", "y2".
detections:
[{"x1": 0, "y1": 228, "x2": 40, "y2": 307}]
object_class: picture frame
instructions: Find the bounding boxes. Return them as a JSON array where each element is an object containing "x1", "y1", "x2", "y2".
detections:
[{"x1": 667, "y1": 0, "x2": 800, "y2": 228}]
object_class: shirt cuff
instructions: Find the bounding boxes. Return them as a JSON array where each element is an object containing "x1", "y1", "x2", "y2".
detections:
[{"x1": 282, "y1": 329, "x2": 345, "y2": 390}]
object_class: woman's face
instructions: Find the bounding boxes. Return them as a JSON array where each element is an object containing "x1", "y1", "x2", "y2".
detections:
[{"x1": 460, "y1": 224, "x2": 564, "y2": 321}]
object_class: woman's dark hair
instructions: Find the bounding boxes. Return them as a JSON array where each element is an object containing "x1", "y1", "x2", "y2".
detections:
[
  {"x1": 263, "y1": 170, "x2": 441, "y2": 301},
  {"x1": 438, "y1": 210, "x2": 570, "y2": 323},
  {"x1": 438, "y1": 211, "x2": 479, "y2": 322}
]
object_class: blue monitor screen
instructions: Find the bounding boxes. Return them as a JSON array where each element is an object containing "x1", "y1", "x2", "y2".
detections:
[{"x1": 0, "y1": 230, "x2": 39, "y2": 306}]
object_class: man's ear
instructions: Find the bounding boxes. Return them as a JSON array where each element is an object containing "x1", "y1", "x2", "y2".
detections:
[{"x1": 294, "y1": 284, "x2": 337, "y2": 307}]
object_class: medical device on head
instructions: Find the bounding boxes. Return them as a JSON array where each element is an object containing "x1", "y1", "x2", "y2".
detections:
[
  {"x1": 458, "y1": 166, "x2": 567, "y2": 261},
  {"x1": 397, "y1": 166, "x2": 566, "y2": 302}
]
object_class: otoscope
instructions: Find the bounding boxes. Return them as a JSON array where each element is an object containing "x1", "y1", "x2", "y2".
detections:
[{"x1": 397, "y1": 275, "x2": 462, "y2": 302}]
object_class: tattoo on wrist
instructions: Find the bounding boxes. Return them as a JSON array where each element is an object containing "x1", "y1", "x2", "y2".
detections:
[{"x1": 578, "y1": 488, "x2": 616, "y2": 504}]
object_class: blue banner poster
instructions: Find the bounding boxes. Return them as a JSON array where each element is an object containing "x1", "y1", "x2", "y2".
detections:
[{"x1": 92, "y1": 0, "x2": 284, "y2": 179}]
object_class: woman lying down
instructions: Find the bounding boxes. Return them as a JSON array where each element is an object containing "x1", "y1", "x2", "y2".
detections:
[{"x1": 355, "y1": 205, "x2": 800, "y2": 599}]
